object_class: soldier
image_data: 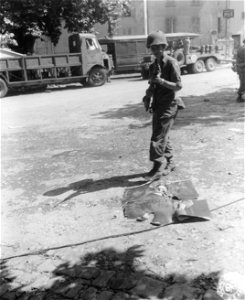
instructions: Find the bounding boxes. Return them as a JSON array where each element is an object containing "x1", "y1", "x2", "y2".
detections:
[
  {"x1": 236, "y1": 39, "x2": 245, "y2": 102},
  {"x1": 142, "y1": 31, "x2": 183, "y2": 180}
]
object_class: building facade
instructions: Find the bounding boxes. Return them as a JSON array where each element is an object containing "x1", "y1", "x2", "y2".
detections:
[
  {"x1": 33, "y1": 0, "x2": 244, "y2": 55},
  {"x1": 228, "y1": 0, "x2": 245, "y2": 49},
  {"x1": 95, "y1": 0, "x2": 245, "y2": 46}
]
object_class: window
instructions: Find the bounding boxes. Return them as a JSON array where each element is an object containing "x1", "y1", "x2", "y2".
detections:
[
  {"x1": 192, "y1": 16, "x2": 200, "y2": 33},
  {"x1": 191, "y1": 0, "x2": 201, "y2": 6},
  {"x1": 165, "y1": 0, "x2": 176, "y2": 7},
  {"x1": 86, "y1": 38, "x2": 100, "y2": 50},
  {"x1": 86, "y1": 38, "x2": 96, "y2": 50},
  {"x1": 165, "y1": 17, "x2": 176, "y2": 33},
  {"x1": 123, "y1": 28, "x2": 132, "y2": 35},
  {"x1": 217, "y1": 17, "x2": 221, "y2": 34}
]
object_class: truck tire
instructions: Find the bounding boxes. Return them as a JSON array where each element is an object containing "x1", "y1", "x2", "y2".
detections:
[
  {"x1": 173, "y1": 49, "x2": 185, "y2": 66},
  {"x1": 191, "y1": 59, "x2": 205, "y2": 73},
  {"x1": 81, "y1": 78, "x2": 88, "y2": 86},
  {"x1": 205, "y1": 58, "x2": 216, "y2": 72},
  {"x1": 141, "y1": 68, "x2": 149, "y2": 80},
  {"x1": 34, "y1": 84, "x2": 47, "y2": 91},
  {"x1": 88, "y1": 67, "x2": 107, "y2": 87},
  {"x1": 0, "y1": 78, "x2": 8, "y2": 98}
]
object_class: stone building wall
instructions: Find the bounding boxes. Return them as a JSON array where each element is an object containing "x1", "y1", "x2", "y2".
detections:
[{"x1": 95, "y1": 0, "x2": 240, "y2": 45}]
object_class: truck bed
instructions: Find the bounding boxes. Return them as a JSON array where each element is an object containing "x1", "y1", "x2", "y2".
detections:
[{"x1": 0, "y1": 53, "x2": 84, "y2": 86}]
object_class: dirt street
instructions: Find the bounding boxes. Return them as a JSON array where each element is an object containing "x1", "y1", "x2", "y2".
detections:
[{"x1": 1, "y1": 67, "x2": 244, "y2": 299}]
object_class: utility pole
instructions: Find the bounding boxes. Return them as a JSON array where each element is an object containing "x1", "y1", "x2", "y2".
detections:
[
  {"x1": 225, "y1": 0, "x2": 228, "y2": 37},
  {"x1": 223, "y1": 0, "x2": 234, "y2": 59},
  {"x1": 225, "y1": 0, "x2": 230, "y2": 58},
  {"x1": 143, "y1": 0, "x2": 148, "y2": 35}
]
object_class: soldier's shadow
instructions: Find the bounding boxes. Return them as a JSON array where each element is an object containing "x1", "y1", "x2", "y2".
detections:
[{"x1": 43, "y1": 173, "x2": 147, "y2": 203}]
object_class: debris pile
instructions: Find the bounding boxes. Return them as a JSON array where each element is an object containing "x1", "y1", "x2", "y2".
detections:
[{"x1": 122, "y1": 180, "x2": 211, "y2": 226}]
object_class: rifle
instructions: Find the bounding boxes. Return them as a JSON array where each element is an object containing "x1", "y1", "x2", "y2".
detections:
[{"x1": 143, "y1": 61, "x2": 161, "y2": 112}]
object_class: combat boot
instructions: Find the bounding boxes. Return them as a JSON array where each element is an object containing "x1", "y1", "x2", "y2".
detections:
[
  {"x1": 143, "y1": 161, "x2": 163, "y2": 180},
  {"x1": 161, "y1": 160, "x2": 176, "y2": 176}
]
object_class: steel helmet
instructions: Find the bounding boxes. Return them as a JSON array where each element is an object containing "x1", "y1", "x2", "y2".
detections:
[{"x1": 146, "y1": 30, "x2": 168, "y2": 48}]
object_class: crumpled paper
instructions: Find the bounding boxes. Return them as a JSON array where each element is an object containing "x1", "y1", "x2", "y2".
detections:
[{"x1": 122, "y1": 180, "x2": 211, "y2": 226}]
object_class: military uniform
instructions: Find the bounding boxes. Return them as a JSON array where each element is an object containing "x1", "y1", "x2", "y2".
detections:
[
  {"x1": 142, "y1": 30, "x2": 183, "y2": 179},
  {"x1": 236, "y1": 41, "x2": 245, "y2": 100},
  {"x1": 146, "y1": 55, "x2": 182, "y2": 164}
]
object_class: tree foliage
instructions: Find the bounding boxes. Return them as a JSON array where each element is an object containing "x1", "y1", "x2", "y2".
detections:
[{"x1": 0, "y1": 0, "x2": 131, "y2": 53}]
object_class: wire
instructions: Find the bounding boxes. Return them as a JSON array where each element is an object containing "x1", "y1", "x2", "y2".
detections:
[
  {"x1": 1, "y1": 197, "x2": 244, "y2": 262},
  {"x1": 210, "y1": 197, "x2": 244, "y2": 212},
  {"x1": 1, "y1": 223, "x2": 171, "y2": 261}
]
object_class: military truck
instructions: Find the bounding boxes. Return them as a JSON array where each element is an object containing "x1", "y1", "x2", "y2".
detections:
[
  {"x1": 99, "y1": 35, "x2": 150, "y2": 73},
  {"x1": 140, "y1": 33, "x2": 226, "y2": 79},
  {"x1": 0, "y1": 33, "x2": 113, "y2": 98}
]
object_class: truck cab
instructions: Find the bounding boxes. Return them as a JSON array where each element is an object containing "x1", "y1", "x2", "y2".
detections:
[{"x1": 0, "y1": 33, "x2": 112, "y2": 98}]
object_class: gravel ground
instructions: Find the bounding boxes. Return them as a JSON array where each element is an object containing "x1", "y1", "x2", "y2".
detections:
[{"x1": 1, "y1": 67, "x2": 244, "y2": 299}]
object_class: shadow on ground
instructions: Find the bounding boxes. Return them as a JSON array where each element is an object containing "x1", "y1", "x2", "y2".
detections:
[
  {"x1": 1, "y1": 246, "x2": 223, "y2": 300},
  {"x1": 92, "y1": 88, "x2": 244, "y2": 128},
  {"x1": 43, "y1": 173, "x2": 147, "y2": 204}
]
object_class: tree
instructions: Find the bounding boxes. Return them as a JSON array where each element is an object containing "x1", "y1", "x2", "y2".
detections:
[
  {"x1": 105, "y1": 0, "x2": 131, "y2": 37},
  {"x1": 0, "y1": 0, "x2": 131, "y2": 53}
]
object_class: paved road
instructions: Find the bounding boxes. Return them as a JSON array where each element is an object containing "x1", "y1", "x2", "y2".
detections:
[
  {"x1": 1, "y1": 67, "x2": 244, "y2": 299},
  {"x1": 1, "y1": 67, "x2": 238, "y2": 133}
]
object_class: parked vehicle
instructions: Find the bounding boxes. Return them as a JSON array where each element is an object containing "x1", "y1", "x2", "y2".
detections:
[
  {"x1": 99, "y1": 35, "x2": 150, "y2": 73},
  {"x1": 140, "y1": 32, "x2": 227, "y2": 79},
  {"x1": 0, "y1": 33, "x2": 113, "y2": 98}
]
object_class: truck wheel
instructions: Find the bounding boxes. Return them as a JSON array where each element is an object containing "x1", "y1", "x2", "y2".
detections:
[
  {"x1": 88, "y1": 67, "x2": 107, "y2": 87},
  {"x1": 141, "y1": 68, "x2": 149, "y2": 80},
  {"x1": 191, "y1": 59, "x2": 205, "y2": 73},
  {"x1": 205, "y1": 58, "x2": 216, "y2": 72},
  {"x1": 0, "y1": 78, "x2": 8, "y2": 98},
  {"x1": 173, "y1": 49, "x2": 185, "y2": 66},
  {"x1": 35, "y1": 85, "x2": 47, "y2": 91},
  {"x1": 81, "y1": 78, "x2": 88, "y2": 86}
]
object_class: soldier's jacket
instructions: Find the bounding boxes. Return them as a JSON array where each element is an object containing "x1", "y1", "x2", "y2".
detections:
[{"x1": 146, "y1": 55, "x2": 183, "y2": 112}]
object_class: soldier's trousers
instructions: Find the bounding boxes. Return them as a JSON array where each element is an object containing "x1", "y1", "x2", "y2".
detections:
[
  {"x1": 238, "y1": 67, "x2": 245, "y2": 95},
  {"x1": 150, "y1": 105, "x2": 178, "y2": 163}
]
